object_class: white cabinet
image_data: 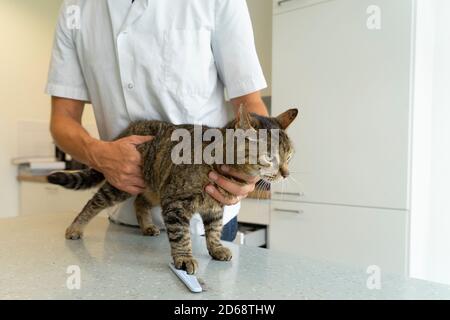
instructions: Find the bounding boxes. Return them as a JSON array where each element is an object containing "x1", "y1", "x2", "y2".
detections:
[
  {"x1": 273, "y1": 0, "x2": 333, "y2": 15},
  {"x1": 272, "y1": 0, "x2": 413, "y2": 210},
  {"x1": 19, "y1": 181, "x2": 97, "y2": 216},
  {"x1": 239, "y1": 199, "x2": 270, "y2": 225},
  {"x1": 271, "y1": 0, "x2": 415, "y2": 275},
  {"x1": 269, "y1": 201, "x2": 408, "y2": 274}
]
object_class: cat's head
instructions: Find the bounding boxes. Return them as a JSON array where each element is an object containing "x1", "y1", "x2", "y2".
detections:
[{"x1": 228, "y1": 105, "x2": 298, "y2": 183}]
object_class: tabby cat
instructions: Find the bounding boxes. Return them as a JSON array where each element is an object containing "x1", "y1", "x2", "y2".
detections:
[{"x1": 48, "y1": 106, "x2": 298, "y2": 274}]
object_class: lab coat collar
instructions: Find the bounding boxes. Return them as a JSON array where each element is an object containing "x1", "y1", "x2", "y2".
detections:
[{"x1": 106, "y1": 0, "x2": 149, "y2": 34}]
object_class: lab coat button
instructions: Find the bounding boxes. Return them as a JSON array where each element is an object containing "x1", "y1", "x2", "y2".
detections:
[{"x1": 127, "y1": 83, "x2": 135, "y2": 90}]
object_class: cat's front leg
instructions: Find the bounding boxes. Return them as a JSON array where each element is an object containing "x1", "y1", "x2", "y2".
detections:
[
  {"x1": 162, "y1": 202, "x2": 198, "y2": 274},
  {"x1": 203, "y1": 212, "x2": 232, "y2": 261}
]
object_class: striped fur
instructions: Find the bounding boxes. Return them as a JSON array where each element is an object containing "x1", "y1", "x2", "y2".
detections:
[
  {"x1": 47, "y1": 169, "x2": 104, "y2": 190},
  {"x1": 57, "y1": 107, "x2": 298, "y2": 274}
]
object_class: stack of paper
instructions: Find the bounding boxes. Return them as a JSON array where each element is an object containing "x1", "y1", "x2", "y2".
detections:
[{"x1": 11, "y1": 157, "x2": 66, "y2": 172}]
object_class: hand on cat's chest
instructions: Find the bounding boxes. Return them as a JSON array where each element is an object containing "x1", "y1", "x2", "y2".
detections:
[{"x1": 205, "y1": 166, "x2": 258, "y2": 206}]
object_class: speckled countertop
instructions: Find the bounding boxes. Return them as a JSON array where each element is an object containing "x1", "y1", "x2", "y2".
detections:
[{"x1": 1, "y1": 213, "x2": 450, "y2": 300}]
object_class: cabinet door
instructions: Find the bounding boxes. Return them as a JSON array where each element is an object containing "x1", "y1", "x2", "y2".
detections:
[
  {"x1": 272, "y1": 0, "x2": 413, "y2": 209},
  {"x1": 273, "y1": 0, "x2": 333, "y2": 15},
  {"x1": 19, "y1": 182, "x2": 97, "y2": 216},
  {"x1": 239, "y1": 199, "x2": 270, "y2": 225},
  {"x1": 269, "y1": 201, "x2": 408, "y2": 274}
]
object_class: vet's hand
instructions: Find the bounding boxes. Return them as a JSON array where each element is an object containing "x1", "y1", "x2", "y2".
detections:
[
  {"x1": 88, "y1": 135, "x2": 153, "y2": 195},
  {"x1": 206, "y1": 165, "x2": 259, "y2": 205}
]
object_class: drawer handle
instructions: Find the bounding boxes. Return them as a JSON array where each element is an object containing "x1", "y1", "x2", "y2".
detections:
[
  {"x1": 274, "y1": 208, "x2": 303, "y2": 214},
  {"x1": 278, "y1": 0, "x2": 294, "y2": 6},
  {"x1": 274, "y1": 191, "x2": 304, "y2": 196}
]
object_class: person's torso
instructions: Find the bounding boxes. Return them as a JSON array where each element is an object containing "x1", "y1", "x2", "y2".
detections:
[{"x1": 69, "y1": 0, "x2": 233, "y2": 140}]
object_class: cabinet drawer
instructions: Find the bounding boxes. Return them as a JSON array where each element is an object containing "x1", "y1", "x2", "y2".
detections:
[
  {"x1": 235, "y1": 225, "x2": 267, "y2": 247},
  {"x1": 239, "y1": 199, "x2": 270, "y2": 225},
  {"x1": 271, "y1": 172, "x2": 305, "y2": 202},
  {"x1": 269, "y1": 201, "x2": 408, "y2": 274},
  {"x1": 273, "y1": 0, "x2": 334, "y2": 15}
]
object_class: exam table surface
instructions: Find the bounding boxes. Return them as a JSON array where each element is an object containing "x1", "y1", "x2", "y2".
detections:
[{"x1": 1, "y1": 213, "x2": 450, "y2": 300}]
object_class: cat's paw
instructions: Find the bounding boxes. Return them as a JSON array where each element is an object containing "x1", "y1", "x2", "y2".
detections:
[
  {"x1": 209, "y1": 246, "x2": 232, "y2": 261},
  {"x1": 142, "y1": 224, "x2": 160, "y2": 237},
  {"x1": 65, "y1": 225, "x2": 83, "y2": 240},
  {"x1": 173, "y1": 256, "x2": 198, "y2": 275}
]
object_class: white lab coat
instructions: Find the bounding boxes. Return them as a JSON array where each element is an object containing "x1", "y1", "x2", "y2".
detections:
[{"x1": 46, "y1": 0, "x2": 267, "y2": 234}]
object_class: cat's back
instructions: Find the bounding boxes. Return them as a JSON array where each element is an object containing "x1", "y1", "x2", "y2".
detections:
[
  {"x1": 123, "y1": 120, "x2": 211, "y2": 138},
  {"x1": 121, "y1": 119, "x2": 173, "y2": 137}
]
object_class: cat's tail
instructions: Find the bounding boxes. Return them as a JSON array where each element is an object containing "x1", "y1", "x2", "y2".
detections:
[{"x1": 47, "y1": 169, "x2": 105, "y2": 190}]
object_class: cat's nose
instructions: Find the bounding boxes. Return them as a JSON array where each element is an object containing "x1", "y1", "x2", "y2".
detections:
[{"x1": 280, "y1": 168, "x2": 290, "y2": 178}]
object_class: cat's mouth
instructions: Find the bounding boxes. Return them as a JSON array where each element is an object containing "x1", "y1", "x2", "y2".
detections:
[
  {"x1": 263, "y1": 175, "x2": 277, "y2": 183},
  {"x1": 262, "y1": 173, "x2": 288, "y2": 184}
]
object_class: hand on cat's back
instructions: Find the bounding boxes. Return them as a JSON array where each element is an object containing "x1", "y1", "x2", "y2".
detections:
[
  {"x1": 205, "y1": 165, "x2": 259, "y2": 205},
  {"x1": 87, "y1": 135, "x2": 154, "y2": 195}
]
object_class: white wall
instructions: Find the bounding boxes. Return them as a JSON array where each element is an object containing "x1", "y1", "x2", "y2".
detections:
[
  {"x1": 247, "y1": 0, "x2": 273, "y2": 96},
  {"x1": 410, "y1": 0, "x2": 450, "y2": 285},
  {"x1": 428, "y1": 1, "x2": 450, "y2": 285},
  {"x1": 0, "y1": 0, "x2": 96, "y2": 218}
]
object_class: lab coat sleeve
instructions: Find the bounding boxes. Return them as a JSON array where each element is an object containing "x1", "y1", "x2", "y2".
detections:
[
  {"x1": 212, "y1": 0, "x2": 267, "y2": 100},
  {"x1": 45, "y1": 1, "x2": 90, "y2": 102}
]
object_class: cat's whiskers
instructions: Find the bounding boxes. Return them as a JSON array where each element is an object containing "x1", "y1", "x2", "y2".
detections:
[
  {"x1": 266, "y1": 180, "x2": 273, "y2": 202},
  {"x1": 288, "y1": 175, "x2": 304, "y2": 190},
  {"x1": 254, "y1": 179, "x2": 269, "y2": 205},
  {"x1": 280, "y1": 177, "x2": 286, "y2": 201},
  {"x1": 288, "y1": 170, "x2": 308, "y2": 174},
  {"x1": 256, "y1": 180, "x2": 267, "y2": 203},
  {"x1": 257, "y1": 184, "x2": 265, "y2": 204},
  {"x1": 263, "y1": 180, "x2": 271, "y2": 202},
  {"x1": 254, "y1": 182, "x2": 261, "y2": 205}
]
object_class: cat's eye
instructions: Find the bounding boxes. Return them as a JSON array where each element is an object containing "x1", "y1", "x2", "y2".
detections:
[{"x1": 258, "y1": 154, "x2": 273, "y2": 167}]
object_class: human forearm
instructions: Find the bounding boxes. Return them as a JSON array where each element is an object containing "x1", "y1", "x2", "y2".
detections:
[
  {"x1": 231, "y1": 91, "x2": 269, "y2": 117},
  {"x1": 51, "y1": 115, "x2": 100, "y2": 167},
  {"x1": 50, "y1": 97, "x2": 99, "y2": 167},
  {"x1": 50, "y1": 97, "x2": 153, "y2": 195}
]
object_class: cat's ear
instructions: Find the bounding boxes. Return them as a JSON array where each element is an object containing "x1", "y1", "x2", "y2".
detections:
[
  {"x1": 235, "y1": 104, "x2": 254, "y2": 130},
  {"x1": 276, "y1": 108, "x2": 298, "y2": 130}
]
